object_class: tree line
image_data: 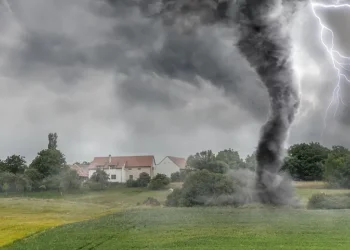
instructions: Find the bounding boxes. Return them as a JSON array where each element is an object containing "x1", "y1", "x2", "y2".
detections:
[{"x1": 183, "y1": 142, "x2": 350, "y2": 188}]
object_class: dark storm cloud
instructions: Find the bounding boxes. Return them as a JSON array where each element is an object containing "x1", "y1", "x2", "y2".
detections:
[{"x1": 1, "y1": 0, "x2": 350, "y2": 163}]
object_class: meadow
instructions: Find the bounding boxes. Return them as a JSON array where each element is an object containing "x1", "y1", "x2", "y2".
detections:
[{"x1": 1, "y1": 182, "x2": 350, "y2": 249}]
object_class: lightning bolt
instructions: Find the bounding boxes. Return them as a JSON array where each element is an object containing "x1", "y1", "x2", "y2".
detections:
[{"x1": 310, "y1": 0, "x2": 350, "y2": 136}]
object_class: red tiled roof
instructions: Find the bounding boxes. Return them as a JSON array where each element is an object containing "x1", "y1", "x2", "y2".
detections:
[
  {"x1": 88, "y1": 155, "x2": 155, "y2": 170},
  {"x1": 168, "y1": 156, "x2": 187, "y2": 169},
  {"x1": 69, "y1": 164, "x2": 89, "y2": 177}
]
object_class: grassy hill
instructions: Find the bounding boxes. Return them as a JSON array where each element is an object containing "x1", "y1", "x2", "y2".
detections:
[{"x1": 4, "y1": 207, "x2": 350, "y2": 250}]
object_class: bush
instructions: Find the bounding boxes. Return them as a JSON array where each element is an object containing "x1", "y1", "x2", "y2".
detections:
[
  {"x1": 125, "y1": 172, "x2": 151, "y2": 188},
  {"x1": 142, "y1": 197, "x2": 160, "y2": 206},
  {"x1": 165, "y1": 188, "x2": 183, "y2": 207},
  {"x1": 88, "y1": 169, "x2": 109, "y2": 191},
  {"x1": 166, "y1": 169, "x2": 239, "y2": 207},
  {"x1": 138, "y1": 172, "x2": 151, "y2": 187},
  {"x1": 148, "y1": 174, "x2": 170, "y2": 190},
  {"x1": 171, "y1": 172, "x2": 180, "y2": 182},
  {"x1": 126, "y1": 179, "x2": 139, "y2": 188},
  {"x1": 0, "y1": 172, "x2": 31, "y2": 193},
  {"x1": 86, "y1": 181, "x2": 107, "y2": 191},
  {"x1": 41, "y1": 169, "x2": 82, "y2": 192},
  {"x1": 307, "y1": 192, "x2": 350, "y2": 209}
]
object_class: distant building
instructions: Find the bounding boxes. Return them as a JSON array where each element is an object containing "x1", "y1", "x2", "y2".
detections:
[
  {"x1": 88, "y1": 155, "x2": 156, "y2": 183},
  {"x1": 69, "y1": 163, "x2": 89, "y2": 181},
  {"x1": 155, "y1": 156, "x2": 187, "y2": 178}
]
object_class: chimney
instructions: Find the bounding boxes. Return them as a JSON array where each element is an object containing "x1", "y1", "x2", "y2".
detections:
[{"x1": 109, "y1": 154, "x2": 111, "y2": 164}]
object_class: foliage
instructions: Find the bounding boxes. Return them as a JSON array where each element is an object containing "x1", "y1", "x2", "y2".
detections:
[
  {"x1": 41, "y1": 169, "x2": 81, "y2": 192},
  {"x1": 148, "y1": 174, "x2": 170, "y2": 190},
  {"x1": 138, "y1": 172, "x2": 151, "y2": 187},
  {"x1": 24, "y1": 168, "x2": 44, "y2": 190},
  {"x1": 216, "y1": 148, "x2": 245, "y2": 169},
  {"x1": 126, "y1": 179, "x2": 139, "y2": 188},
  {"x1": 186, "y1": 150, "x2": 216, "y2": 169},
  {"x1": 244, "y1": 152, "x2": 257, "y2": 171},
  {"x1": 0, "y1": 172, "x2": 31, "y2": 193},
  {"x1": 166, "y1": 169, "x2": 239, "y2": 207},
  {"x1": 171, "y1": 172, "x2": 180, "y2": 182},
  {"x1": 87, "y1": 169, "x2": 109, "y2": 191},
  {"x1": 282, "y1": 142, "x2": 330, "y2": 181},
  {"x1": 29, "y1": 149, "x2": 66, "y2": 178},
  {"x1": 307, "y1": 192, "x2": 350, "y2": 209},
  {"x1": 48, "y1": 133, "x2": 58, "y2": 150},
  {"x1": 0, "y1": 155, "x2": 27, "y2": 174},
  {"x1": 324, "y1": 146, "x2": 350, "y2": 188},
  {"x1": 126, "y1": 172, "x2": 151, "y2": 188},
  {"x1": 196, "y1": 160, "x2": 229, "y2": 174}
]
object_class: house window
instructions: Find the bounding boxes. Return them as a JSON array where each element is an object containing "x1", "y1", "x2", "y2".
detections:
[
  {"x1": 138, "y1": 168, "x2": 141, "y2": 170},
  {"x1": 129, "y1": 175, "x2": 133, "y2": 180},
  {"x1": 111, "y1": 175, "x2": 116, "y2": 180},
  {"x1": 128, "y1": 168, "x2": 132, "y2": 171}
]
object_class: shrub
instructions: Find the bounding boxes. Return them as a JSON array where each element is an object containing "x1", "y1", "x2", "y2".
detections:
[
  {"x1": 307, "y1": 192, "x2": 350, "y2": 209},
  {"x1": 0, "y1": 172, "x2": 31, "y2": 193},
  {"x1": 165, "y1": 188, "x2": 183, "y2": 207},
  {"x1": 88, "y1": 169, "x2": 109, "y2": 191},
  {"x1": 86, "y1": 181, "x2": 107, "y2": 191},
  {"x1": 171, "y1": 172, "x2": 180, "y2": 182},
  {"x1": 138, "y1": 172, "x2": 151, "y2": 187},
  {"x1": 126, "y1": 179, "x2": 139, "y2": 188},
  {"x1": 148, "y1": 174, "x2": 170, "y2": 190},
  {"x1": 142, "y1": 197, "x2": 160, "y2": 206},
  {"x1": 166, "y1": 169, "x2": 239, "y2": 207}
]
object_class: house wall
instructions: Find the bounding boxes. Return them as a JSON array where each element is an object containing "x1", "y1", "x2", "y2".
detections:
[
  {"x1": 124, "y1": 167, "x2": 152, "y2": 180},
  {"x1": 88, "y1": 169, "x2": 123, "y2": 183},
  {"x1": 155, "y1": 157, "x2": 180, "y2": 178}
]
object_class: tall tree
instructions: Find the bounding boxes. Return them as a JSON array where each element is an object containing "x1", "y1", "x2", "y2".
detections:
[
  {"x1": 48, "y1": 133, "x2": 58, "y2": 150},
  {"x1": 29, "y1": 149, "x2": 66, "y2": 178}
]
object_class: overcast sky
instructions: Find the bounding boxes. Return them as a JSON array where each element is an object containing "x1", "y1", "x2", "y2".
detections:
[{"x1": 0, "y1": 0, "x2": 349, "y2": 164}]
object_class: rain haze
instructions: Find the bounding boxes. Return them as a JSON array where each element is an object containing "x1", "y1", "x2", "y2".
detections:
[{"x1": 0, "y1": 0, "x2": 349, "y2": 163}]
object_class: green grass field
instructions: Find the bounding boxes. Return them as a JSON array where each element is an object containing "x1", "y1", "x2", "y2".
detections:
[
  {"x1": 1, "y1": 182, "x2": 350, "y2": 249},
  {"x1": 0, "y1": 187, "x2": 171, "y2": 247},
  {"x1": 4, "y1": 208, "x2": 350, "y2": 250}
]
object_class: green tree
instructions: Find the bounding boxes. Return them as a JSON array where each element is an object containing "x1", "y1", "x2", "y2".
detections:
[
  {"x1": 282, "y1": 142, "x2": 330, "y2": 180},
  {"x1": 48, "y1": 133, "x2": 58, "y2": 150},
  {"x1": 24, "y1": 168, "x2": 43, "y2": 190},
  {"x1": 324, "y1": 146, "x2": 350, "y2": 188},
  {"x1": 195, "y1": 160, "x2": 229, "y2": 174},
  {"x1": 187, "y1": 150, "x2": 216, "y2": 169},
  {"x1": 87, "y1": 169, "x2": 109, "y2": 190},
  {"x1": 244, "y1": 152, "x2": 257, "y2": 171},
  {"x1": 216, "y1": 149, "x2": 245, "y2": 169},
  {"x1": 29, "y1": 149, "x2": 66, "y2": 178},
  {"x1": 0, "y1": 155, "x2": 27, "y2": 174},
  {"x1": 171, "y1": 172, "x2": 180, "y2": 182}
]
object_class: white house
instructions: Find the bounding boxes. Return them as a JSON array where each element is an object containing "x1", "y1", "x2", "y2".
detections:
[
  {"x1": 88, "y1": 155, "x2": 156, "y2": 183},
  {"x1": 155, "y1": 156, "x2": 187, "y2": 178}
]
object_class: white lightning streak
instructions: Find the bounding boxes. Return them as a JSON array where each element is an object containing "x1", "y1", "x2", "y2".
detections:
[{"x1": 310, "y1": 1, "x2": 350, "y2": 135}]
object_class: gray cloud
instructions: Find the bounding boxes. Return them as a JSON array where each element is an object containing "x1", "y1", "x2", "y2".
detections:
[{"x1": 0, "y1": 0, "x2": 349, "y2": 163}]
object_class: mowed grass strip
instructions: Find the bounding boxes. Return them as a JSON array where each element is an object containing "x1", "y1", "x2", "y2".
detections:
[{"x1": 4, "y1": 207, "x2": 350, "y2": 250}]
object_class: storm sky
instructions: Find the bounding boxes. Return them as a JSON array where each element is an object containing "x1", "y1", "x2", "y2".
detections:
[{"x1": 0, "y1": 0, "x2": 349, "y2": 163}]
